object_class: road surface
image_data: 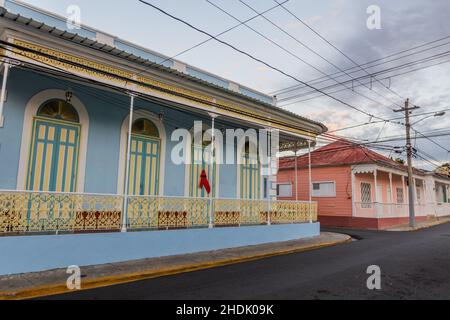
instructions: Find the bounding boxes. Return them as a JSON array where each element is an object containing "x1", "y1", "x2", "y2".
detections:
[{"x1": 44, "y1": 222, "x2": 450, "y2": 300}]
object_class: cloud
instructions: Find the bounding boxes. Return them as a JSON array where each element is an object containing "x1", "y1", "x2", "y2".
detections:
[{"x1": 283, "y1": 0, "x2": 450, "y2": 170}]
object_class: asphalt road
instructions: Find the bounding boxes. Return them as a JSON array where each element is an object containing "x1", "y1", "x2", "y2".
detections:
[{"x1": 44, "y1": 223, "x2": 450, "y2": 300}]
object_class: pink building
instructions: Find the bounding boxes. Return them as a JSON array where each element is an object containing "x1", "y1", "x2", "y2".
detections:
[{"x1": 277, "y1": 140, "x2": 450, "y2": 230}]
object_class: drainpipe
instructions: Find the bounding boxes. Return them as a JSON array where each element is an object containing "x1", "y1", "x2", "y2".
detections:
[
  {"x1": 122, "y1": 94, "x2": 135, "y2": 233},
  {"x1": 0, "y1": 63, "x2": 10, "y2": 128}
]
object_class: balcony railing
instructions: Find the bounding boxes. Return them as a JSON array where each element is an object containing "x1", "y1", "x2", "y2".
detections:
[
  {"x1": 435, "y1": 203, "x2": 450, "y2": 217},
  {"x1": 0, "y1": 190, "x2": 317, "y2": 236},
  {"x1": 354, "y1": 202, "x2": 450, "y2": 218}
]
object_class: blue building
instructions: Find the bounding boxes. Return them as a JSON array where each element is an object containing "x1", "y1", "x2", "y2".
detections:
[{"x1": 0, "y1": 0, "x2": 327, "y2": 265}]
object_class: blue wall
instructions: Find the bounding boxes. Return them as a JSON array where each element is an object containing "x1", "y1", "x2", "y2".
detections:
[
  {"x1": 0, "y1": 223, "x2": 320, "y2": 275},
  {"x1": 0, "y1": 69, "x2": 245, "y2": 197}
]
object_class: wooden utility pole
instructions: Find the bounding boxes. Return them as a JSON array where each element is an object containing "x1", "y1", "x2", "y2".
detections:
[{"x1": 394, "y1": 99, "x2": 420, "y2": 228}]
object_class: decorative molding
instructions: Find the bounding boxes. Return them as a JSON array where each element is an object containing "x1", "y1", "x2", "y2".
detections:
[
  {"x1": 17, "y1": 89, "x2": 89, "y2": 192},
  {"x1": 117, "y1": 109, "x2": 166, "y2": 196},
  {"x1": 183, "y1": 124, "x2": 220, "y2": 198},
  {"x1": 9, "y1": 37, "x2": 316, "y2": 139},
  {"x1": 236, "y1": 140, "x2": 264, "y2": 199}
]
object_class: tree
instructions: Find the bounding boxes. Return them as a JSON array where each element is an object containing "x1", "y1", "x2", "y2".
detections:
[
  {"x1": 435, "y1": 163, "x2": 450, "y2": 176},
  {"x1": 391, "y1": 157, "x2": 405, "y2": 165}
]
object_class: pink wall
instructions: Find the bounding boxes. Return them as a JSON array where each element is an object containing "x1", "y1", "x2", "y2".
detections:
[
  {"x1": 277, "y1": 166, "x2": 353, "y2": 217},
  {"x1": 354, "y1": 171, "x2": 408, "y2": 204}
]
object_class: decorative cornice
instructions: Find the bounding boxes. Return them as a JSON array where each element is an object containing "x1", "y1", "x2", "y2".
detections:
[{"x1": 9, "y1": 37, "x2": 318, "y2": 139}]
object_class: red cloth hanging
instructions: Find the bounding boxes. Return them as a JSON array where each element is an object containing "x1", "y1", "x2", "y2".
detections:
[{"x1": 199, "y1": 170, "x2": 211, "y2": 195}]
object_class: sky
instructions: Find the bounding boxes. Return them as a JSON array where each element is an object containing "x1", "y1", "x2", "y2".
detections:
[{"x1": 19, "y1": 0, "x2": 450, "y2": 170}]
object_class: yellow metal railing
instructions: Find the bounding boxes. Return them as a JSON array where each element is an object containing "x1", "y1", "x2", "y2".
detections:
[
  {"x1": 0, "y1": 191, "x2": 123, "y2": 234},
  {"x1": 0, "y1": 191, "x2": 318, "y2": 235},
  {"x1": 127, "y1": 195, "x2": 209, "y2": 230}
]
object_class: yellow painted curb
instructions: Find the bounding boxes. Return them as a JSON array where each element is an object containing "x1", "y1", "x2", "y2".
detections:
[{"x1": 0, "y1": 236, "x2": 351, "y2": 300}]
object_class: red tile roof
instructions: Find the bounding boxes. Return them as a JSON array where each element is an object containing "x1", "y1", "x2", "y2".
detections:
[{"x1": 279, "y1": 139, "x2": 408, "y2": 171}]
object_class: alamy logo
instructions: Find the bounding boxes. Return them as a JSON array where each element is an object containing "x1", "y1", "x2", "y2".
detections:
[
  {"x1": 66, "y1": 265, "x2": 81, "y2": 290},
  {"x1": 366, "y1": 265, "x2": 382, "y2": 290},
  {"x1": 170, "y1": 122, "x2": 280, "y2": 173},
  {"x1": 66, "y1": 5, "x2": 82, "y2": 30},
  {"x1": 366, "y1": 5, "x2": 381, "y2": 30}
]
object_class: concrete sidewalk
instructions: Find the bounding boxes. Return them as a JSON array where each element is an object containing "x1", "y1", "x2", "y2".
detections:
[
  {"x1": 385, "y1": 216, "x2": 450, "y2": 231},
  {"x1": 0, "y1": 232, "x2": 350, "y2": 300}
]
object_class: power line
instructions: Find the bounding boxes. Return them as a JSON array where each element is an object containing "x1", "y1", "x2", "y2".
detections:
[
  {"x1": 5, "y1": 41, "x2": 447, "y2": 172},
  {"x1": 4, "y1": 47, "x2": 366, "y2": 148},
  {"x1": 364, "y1": 131, "x2": 450, "y2": 145},
  {"x1": 205, "y1": 0, "x2": 396, "y2": 110},
  {"x1": 270, "y1": 35, "x2": 450, "y2": 96},
  {"x1": 272, "y1": 0, "x2": 405, "y2": 103},
  {"x1": 5, "y1": 52, "x2": 390, "y2": 155},
  {"x1": 8, "y1": 43, "x2": 450, "y2": 163},
  {"x1": 137, "y1": 0, "x2": 405, "y2": 128},
  {"x1": 281, "y1": 56, "x2": 450, "y2": 106},
  {"x1": 125, "y1": 0, "x2": 289, "y2": 84},
  {"x1": 237, "y1": 0, "x2": 401, "y2": 110},
  {"x1": 278, "y1": 50, "x2": 450, "y2": 103},
  {"x1": 279, "y1": 51, "x2": 450, "y2": 105},
  {"x1": 328, "y1": 108, "x2": 450, "y2": 133},
  {"x1": 0, "y1": 42, "x2": 332, "y2": 135},
  {"x1": 412, "y1": 128, "x2": 450, "y2": 153}
]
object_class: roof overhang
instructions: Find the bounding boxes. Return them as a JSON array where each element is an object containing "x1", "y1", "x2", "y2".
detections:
[{"x1": 0, "y1": 0, "x2": 328, "y2": 139}]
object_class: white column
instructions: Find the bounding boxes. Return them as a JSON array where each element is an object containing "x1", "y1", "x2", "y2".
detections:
[
  {"x1": 389, "y1": 173, "x2": 393, "y2": 202},
  {"x1": 121, "y1": 94, "x2": 135, "y2": 233},
  {"x1": 374, "y1": 170, "x2": 379, "y2": 201},
  {"x1": 267, "y1": 129, "x2": 272, "y2": 226},
  {"x1": 413, "y1": 178, "x2": 418, "y2": 205},
  {"x1": 402, "y1": 175, "x2": 406, "y2": 203},
  {"x1": 351, "y1": 168, "x2": 356, "y2": 216},
  {"x1": 0, "y1": 63, "x2": 10, "y2": 128},
  {"x1": 389, "y1": 172, "x2": 393, "y2": 216},
  {"x1": 294, "y1": 149, "x2": 298, "y2": 201},
  {"x1": 374, "y1": 169, "x2": 379, "y2": 218},
  {"x1": 208, "y1": 113, "x2": 218, "y2": 229},
  {"x1": 308, "y1": 140, "x2": 312, "y2": 223}
]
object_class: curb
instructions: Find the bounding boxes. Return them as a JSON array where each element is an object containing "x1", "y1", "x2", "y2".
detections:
[
  {"x1": 0, "y1": 235, "x2": 351, "y2": 300},
  {"x1": 386, "y1": 218, "x2": 450, "y2": 232}
]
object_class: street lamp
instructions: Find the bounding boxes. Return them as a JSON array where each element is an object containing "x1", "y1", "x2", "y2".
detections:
[{"x1": 411, "y1": 111, "x2": 446, "y2": 126}]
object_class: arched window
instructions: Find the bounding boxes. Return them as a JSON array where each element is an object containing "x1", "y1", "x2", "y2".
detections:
[
  {"x1": 27, "y1": 99, "x2": 81, "y2": 192},
  {"x1": 189, "y1": 128, "x2": 216, "y2": 198},
  {"x1": 240, "y1": 141, "x2": 261, "y2": 199},
  {"x1": 37, "y1": 99, "x2": 79, "y2": 123},
  {"x1": 127, "y1": 118, "x2": 161, "y2": 196},
  {"x1": 132, "y1": 118, "x2": 159, "y2": 138}
]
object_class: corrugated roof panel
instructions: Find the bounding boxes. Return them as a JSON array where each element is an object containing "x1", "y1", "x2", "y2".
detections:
[
  {"x1": 239, "y1": 87, "x2": 274, "y2": 106},
  {"x1": 0, "y1": 0, "x2": 287, "y2": 109},
  {"x1": 114, "y1": 40, "x2": 174, "y2": 69},
  {"x1": 185, "y1": 66, "x2": 229, "y2": 89},
  {"x1": 4, "y1": 0, "x2": 96, "y2": 39},
  {"x1": 279, "y1": 140, "x2": 407, "y2": 170}
]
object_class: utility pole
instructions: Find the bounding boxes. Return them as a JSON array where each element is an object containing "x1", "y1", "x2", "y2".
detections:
[{"x1": 394, "y1": 99, "x2": 420, "y2": 228}]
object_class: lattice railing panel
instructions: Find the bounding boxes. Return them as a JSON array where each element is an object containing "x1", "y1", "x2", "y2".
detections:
[
  {"x1": 214, "y1": 199, "x2": 266, "y2": 226},
  {"x1": 127, "y1": 196, "x2": 210, "y2": 229},
  {"x1": 0, "y1": 191, "x2": 318, "y2": 235},
  {"x1": 0, "y1": 191, "x2": 123, "y2": 233},
  {"x1": 270, "y1": 201, "x2": 314, "y2": 224}
]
